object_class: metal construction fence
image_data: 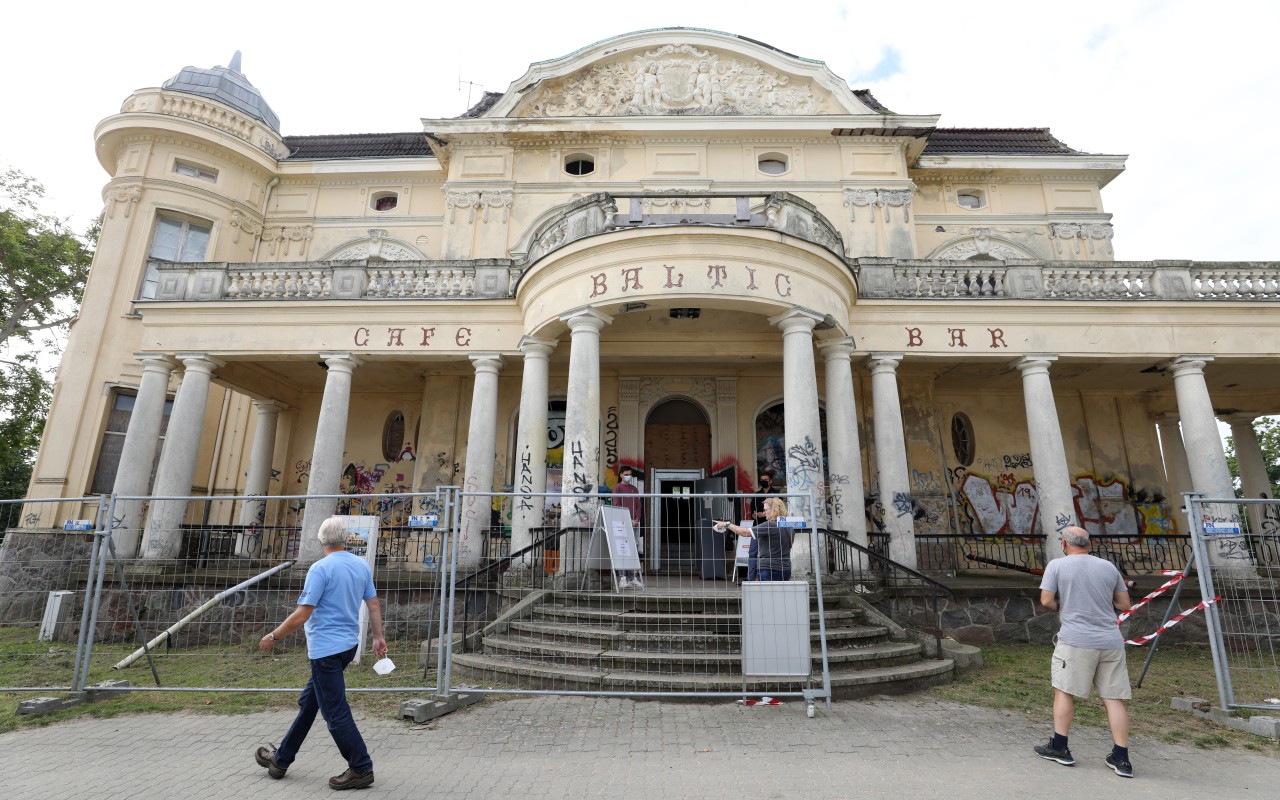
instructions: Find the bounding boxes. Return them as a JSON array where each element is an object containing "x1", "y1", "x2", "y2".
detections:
[
  {"x1": 1, "y1": 488, "x2": 861, "y2": 711},
  {"x1": 1186, "y1": 494, "x2": 1280, "y2": 712}
]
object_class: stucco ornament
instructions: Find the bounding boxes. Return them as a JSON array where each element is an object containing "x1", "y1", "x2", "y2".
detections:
[
  {"x1": 514, "y1": 45, "x2": 832, "y2": 117},
  {"x1": 230, "y1": 209, "x2": 264, "y2": 243},
  {"x1": 843, "y1": 187, "x2": 914, "y2": 223},
  {"x1": 933, "y1": 230, "x2": 1034, "y2": 261},
  {"x1": 324, "y1": 229, "x2": 424, "y2": 261},
  {"x1": 105, "y1": 184, "x2": 141, "y2": 219}
]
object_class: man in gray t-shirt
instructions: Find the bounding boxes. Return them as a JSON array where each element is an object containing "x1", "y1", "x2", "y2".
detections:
[{"x1": 1034, "y1": 526, "x2": 1134, "y2": 778}]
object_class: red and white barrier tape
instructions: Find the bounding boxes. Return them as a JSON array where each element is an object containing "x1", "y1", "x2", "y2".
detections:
[
  {"x1": 738, "y1": 697, "x2": 783, "y2": 706},
  {"x1": 1125, "y1": 596, "x2": 1221, "y2": 646},
  {"x1": 1117, "y1": 570, "x2": 1186, "y2": 624}
]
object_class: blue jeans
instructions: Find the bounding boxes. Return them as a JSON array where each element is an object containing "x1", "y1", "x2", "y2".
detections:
[
  {"x1": 276, "y1": 645, "x2": 372, "y2": 773},
  {"x1": 758, "y1": 566, "x2": 792, "y2": 582}
]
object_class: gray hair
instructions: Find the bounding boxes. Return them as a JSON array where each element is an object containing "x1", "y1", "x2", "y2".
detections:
[
  {"x1": 1062, "y1": 526, "x2": 1090, "y2": 549},
  {"x1": 317, "y1": 516, "x2": 348, "y2": 547}
]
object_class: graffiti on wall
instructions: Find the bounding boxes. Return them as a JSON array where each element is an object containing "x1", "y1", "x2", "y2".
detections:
[{"x1": 956, "y1": 471, "x2": 1175, "y2": 541}]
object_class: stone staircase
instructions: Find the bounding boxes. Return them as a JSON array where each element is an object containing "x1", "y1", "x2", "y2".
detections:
[{"x1": 449, "y1": 584, "x2": 954, "y2": 699}]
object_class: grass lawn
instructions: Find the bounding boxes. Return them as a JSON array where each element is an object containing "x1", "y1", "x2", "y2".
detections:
[{"x1": 928, "y1": 642, "x2": 1280, "y2": 756}]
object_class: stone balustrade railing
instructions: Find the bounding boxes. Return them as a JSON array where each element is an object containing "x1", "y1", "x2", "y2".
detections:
[
  {"x1": 856, "y1": 259, "x2": 1279, "y2": 301},
  {"x1": 150, "y1": 259, "x2": 518, "y2": 302}
]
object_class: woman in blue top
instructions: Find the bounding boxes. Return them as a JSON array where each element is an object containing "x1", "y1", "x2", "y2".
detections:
[{"x1": 717, "y1": 496, "x2": 793, "y2": 581}]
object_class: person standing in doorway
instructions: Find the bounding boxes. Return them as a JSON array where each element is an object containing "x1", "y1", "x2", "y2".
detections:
[
  {"x1": 255, "y1": 516, "x2": 388, "y2": 790},
  {"x1": 1034, "y1": 525, "x2": 1134, "y2": 778},
  {"x1": 611, "y1": 465, "x2": 645, "y2": 589}
]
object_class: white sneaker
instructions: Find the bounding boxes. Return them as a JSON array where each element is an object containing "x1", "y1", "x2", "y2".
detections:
[
  {"x1": 617, "y1": 576, "x2": 629, "y2": 590},
  {"x1": 630, "y1": 576, "x2": 645, "y2": 588}
]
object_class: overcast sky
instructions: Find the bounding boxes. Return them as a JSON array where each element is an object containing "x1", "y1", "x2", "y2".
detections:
[{"x1": 2, "y1": 0, "x2": 1276, "y2": 261}]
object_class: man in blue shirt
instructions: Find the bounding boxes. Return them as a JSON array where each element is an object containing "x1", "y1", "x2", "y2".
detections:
[{"x1": 255, "y1": 516, "x2": 388, "y2": 790}]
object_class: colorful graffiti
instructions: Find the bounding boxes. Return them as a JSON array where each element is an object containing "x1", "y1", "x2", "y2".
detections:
[{"x1": 956, "y1": 471, "x2": 1175, "y2": 541}]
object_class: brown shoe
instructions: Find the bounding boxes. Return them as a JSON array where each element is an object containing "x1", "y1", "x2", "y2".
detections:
[
  {"x1": 329, "y1": 768, "x2": 375, "y2": 790},
  {"x1": 255, "y1": 744, "x2": 287, "y2": 779}
]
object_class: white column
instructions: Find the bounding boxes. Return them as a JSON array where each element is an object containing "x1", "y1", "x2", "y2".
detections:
[
  {"x1": 1013, "y1": 356, "x2": 1077, "y2": 563},
  {"x1": 866, "y1": 353, "x2": 916, "y2": 569},
  {"x1": 558, "y1": 308, "x2": 611, "y2": 574},
  {"x1": 511, "y1": 338, "x2": 556, "y2": 558},
  {"x1": 818, "y1": 337, "x2": 869, "y2": 572},
  {"x1": 1223, "y1": 413, "x2": 1272, "y2": 560},
  {"x1": 459, "y1": 353, "x2": 504, "y2": 568},
  {"x1": 140, "y1": 354, "x2": 223, "y2": 560},
  {"x1": 111, "y1": 354, "x2": 176, "y2": 558},
  {"x1": 297, "y1": 353, "x2": 361, "y2": 565},
  {"x1": 1156, "y1": 413, "x2": 1195, "y2": 510},
  {"x1": 1169, "y1": 356, "x2": 1253, "y2": 571},
  {"x1": 769, "y1": 308, "x2": 826, "y2": 578},
  {"x1": 239, "y1": 401, "x2": 283, "y2": 529}
]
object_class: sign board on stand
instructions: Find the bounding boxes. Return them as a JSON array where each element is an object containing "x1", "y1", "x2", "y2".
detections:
[
  {"x1": 731, "y1": 520, "x2": 753, "y2": 583},
  {"x1": 583, "y1": 505, "x2": 641, "y2": 591},
  {"x1": 342, "y1": 515, "x2": 380, "y2": 663}
]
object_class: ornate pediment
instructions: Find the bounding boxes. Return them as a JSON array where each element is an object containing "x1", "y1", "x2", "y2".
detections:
[{"x1": 493, "y1": 31, "x2": 876, "y2": 119}]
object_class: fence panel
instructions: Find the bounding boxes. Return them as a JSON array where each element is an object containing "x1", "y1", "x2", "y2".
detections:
[
  {"x1": 442, "y1": 490, "x2": 832, "y2": 706},
  {"x1": 0, "y1": 497, "x2": 105, "y2": 691},
  {"x1": 1187, "y1": 495, "x2": 1280, "y2": 711},
  {"x1": 77, "y1": 492, "x2": 452, "y2": 693}
]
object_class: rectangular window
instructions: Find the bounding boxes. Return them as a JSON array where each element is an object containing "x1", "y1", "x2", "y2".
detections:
[
  {"x1": 174, "y1": 161, "x2": 218, "y2": 182},
  {"x1": 89, "y1": 391, "x2": 174, "y2": 494},
  {"x1": 142, "y1": 216, "x2": 212, "y2": 298}
]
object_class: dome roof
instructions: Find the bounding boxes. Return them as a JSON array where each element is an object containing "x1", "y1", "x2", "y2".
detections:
[{"x1": 161, "y1": 51, "x2": 279, "y2": 132}]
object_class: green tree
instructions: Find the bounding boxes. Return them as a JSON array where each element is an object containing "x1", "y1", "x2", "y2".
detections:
[
  {"x1": 1225, "y1": 417, "x2": 1280, "y2": 498},
  {"x1": 1, "y1": 168, "x2": 94, "y2": 349},
  {"x1": 0, "y1": 167, "x2": 94, "y2": 501}
]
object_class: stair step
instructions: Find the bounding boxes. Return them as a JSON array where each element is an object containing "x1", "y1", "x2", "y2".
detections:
[{"x1": 506, "y1": 621, "x2": 891, "y2": 653}]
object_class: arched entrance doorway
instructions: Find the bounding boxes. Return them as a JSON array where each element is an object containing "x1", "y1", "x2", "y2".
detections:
[{"x1": 643, "y1": 398, "x2": 717, "y2": 574}]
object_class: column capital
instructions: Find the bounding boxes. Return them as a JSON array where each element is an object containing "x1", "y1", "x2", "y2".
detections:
[
  {"x1": 816, "y1": 336, "x2": 857, "y2": 361},
  {"x1": 469, "y1": 352, "x2": 505, "y2": 375},
  {"x1": 559, "y1": 306, "x2": 613, "y2": 331},
  {"x1": 1166, "y1": 355, "x2": 1214, "y2": 378},
  {"x1": 864, "y1": 352, "x2": 903, "y2": 374},
  {"x1": 768, "y1": 306, "x2": 825, "y2": 333},
  {"x1": 1221, "y1": 412, "x2": 1260, "y2": 427},
  {"x1": 518, "y1": 336, "x2": 557, "y2": 359},
  {"x1": 619, "y1": 377, "x2": 641, "y2": 403},
  {"x1": 173, "y1": 353, "x2": 225, "y2": 374},
  {"x1": 134, "y1": 353, "x2": 177, "y2": 373},
  {"x1": 318, "y1": 352, "x2": 363, "y2": 375},
  {"x1": 252, "y1": 400, "x2": 286, "y2": 415},
  {"x1": 1013, "y1": 354, "x2": 1058, "y2": 376},
  {"x1": 715, "y1": 377, "x2": 738, "y2": 403}
]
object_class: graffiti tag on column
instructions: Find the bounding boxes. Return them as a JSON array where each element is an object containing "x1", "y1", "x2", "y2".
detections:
[
  {"x1": 786, "y1": 435, "x2": 822, "y2": 490},
  {"x1": 517, "y1": 448, "x2": 535, "y2": 511},
  {"x1": 604, "y1": 406, "x2": 618, "y2": 473},
  {"x1": 892, "y1": 492, "x2": 914, "y2": 518}
]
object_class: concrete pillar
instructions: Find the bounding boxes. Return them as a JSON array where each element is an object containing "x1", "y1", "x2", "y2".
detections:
[
  {"x1": 1223, "y1": 414, "x2": 1273, "y2": 558},
  {"x1": 511, "y1": 337, "x2": 556, "y2": 558},
  {"x1": 459, "y1": 353, "x2": 504, "y2": 568},
  {"x1": 140, "y1": 354, "x2": 223, "y2": 560},
  {"x1": 770, "y1": 308, "x2": 827, "y2": 577},
  {"x1": 239, "y1": 401, "x2": 283, "y2": 530},
  {"x1": 110, "y1": 354, "x2": 176, "y2": 558},
  {"x1": 1156, "y1": 412, "x2": 1195, "y2": 511},
  {"x1": 297, "y1": 353, "x2": 361, "y2": 565},
  {"x1": 558, "y1": 308, "x2": 611, "y2": 573},
  {"x1": 1168, "y1": 356, "x2": 1253, "y2": 571},
  {"x1": 1014, "y1": 356, "x2": 1077, "y2": 563},
  {"x1": 818, "y1": 337, "x2": 869, "y2": 572},
  {"x1": 866, "y1": 353, "x2": 917, "y2": 570}
]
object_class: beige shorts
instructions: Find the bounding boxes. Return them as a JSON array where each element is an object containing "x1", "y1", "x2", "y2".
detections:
[{"x1": 1051, "y1": 640, "x2": 1132, "y2": 700}]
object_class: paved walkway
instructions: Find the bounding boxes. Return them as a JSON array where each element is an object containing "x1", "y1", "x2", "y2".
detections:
[{"x1": 3, "y1": 695, "x2": 1277, "y2": 798}]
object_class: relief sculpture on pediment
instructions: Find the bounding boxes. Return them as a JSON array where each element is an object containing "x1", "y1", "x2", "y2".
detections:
[{"x1": 514, "y1": 44, "x2": 833, "y2": 117}]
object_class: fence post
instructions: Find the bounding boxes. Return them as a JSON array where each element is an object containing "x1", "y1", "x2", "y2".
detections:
[
  {"x1": 71, "y1": 496, "x2": 109, "y2": 691},
  {"x1": 1185, "y1": 493, "x2": 1233, "y2": 710},
  {"x1": 441, "y1": 486, "x2": 463, "y2": 698}
]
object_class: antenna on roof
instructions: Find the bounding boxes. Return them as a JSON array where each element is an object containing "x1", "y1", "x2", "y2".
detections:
[{"x1": 459, "y1": 76, "x2": 484, "y2": 111}]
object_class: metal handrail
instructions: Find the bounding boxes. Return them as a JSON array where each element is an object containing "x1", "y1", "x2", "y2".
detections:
[{"x1": 819, "y1": 528, "x2": 953, "y2": 659}]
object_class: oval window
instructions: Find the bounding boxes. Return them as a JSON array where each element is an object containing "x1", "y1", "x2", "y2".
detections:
[
  {"x1": 382, "y1": 411, "x2": 406, "y2": 462},
  {"x1": 564, "y1": 155, "x2": 595, "y2": 176},
  {"x1": 371, "y1": 191, "x2": 398, "y2": 211},
  {"x1": 758, "y1": 154, "x2": 788, "y2": 175},
  {"x1": 951, "y1": 412, "x2": 975, "y2": 467}
]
